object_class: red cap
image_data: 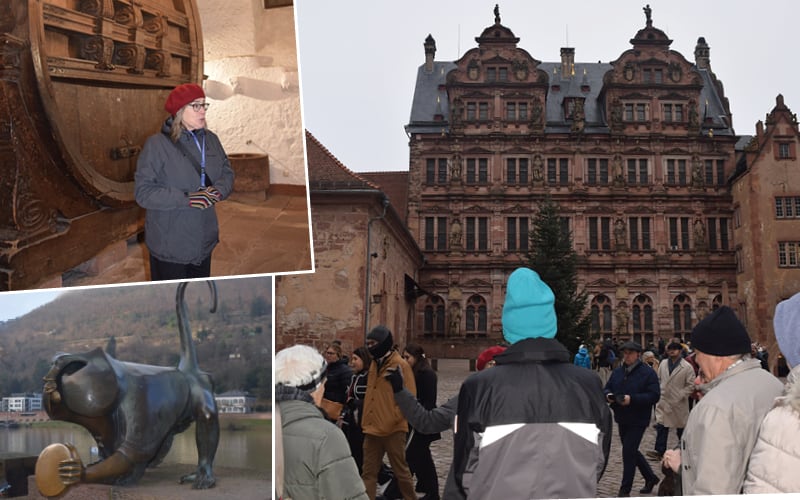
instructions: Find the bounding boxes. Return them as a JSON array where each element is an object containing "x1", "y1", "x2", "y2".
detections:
[
  {"x1": 164, "y1": 83, "x2": 205, "y2": 116},
  {"x1": 476, "y1": 345, "x2": 507, "y2": 371}
]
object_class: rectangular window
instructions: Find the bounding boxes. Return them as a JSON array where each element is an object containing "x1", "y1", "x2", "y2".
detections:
[
  {"x1": 663, "y1": 103, "x2": 684, "y2": 122},
  {"x1": 507, "y1": 217, "x2": 529, "y2": 252},
  {"x1": 636, "y1": 103, "x2": 646, "y2": 121},
  {"x1": 666, "y1": 159, "x2": 688, "y2": 186},
  {"x1": 479, "y1": 103, "x2": 489, "y2": 120},
  {"x1": 775, "y1": 196, "x2": 800, "y2": 218},
  {"x1": 466, "y1": 102, "x2": 476, "y2": 120},
  {"x1": 778, "y1": 242, "x2": 800, "y2": 267},
  {"x1": 587, "y1": 158, "x2": 609, "y2": 185},
  {"x1": 506, "y1": 158, "x2": 529, "y2": 185},
  {"x1": 424, "y1": 217, "x2": 447, "y2": 251},
  {"x1": 627, "y1": 159, "x2": 648, "y2": 185},
  {"x1": 668, "y1": 217, "x2": 691, "y2": 250},
  {"x1": 466, "y1": 217, "x2": 489, "y2": 251},
  {"x1": 588, "y1": 217, "x2": 611, "y2": 251},
  {"x1": 425, "y1": 158, "x2": 448, "y2": 185},
  {"x1": 628, "y1": 217, "x2": 652, "y2": 250},
  {"x1": 466, "y1": 158, "x2": 489, "y2": 184},
  {"x1": 547, "y1": 158, "x2": 569, "y2": 186}
]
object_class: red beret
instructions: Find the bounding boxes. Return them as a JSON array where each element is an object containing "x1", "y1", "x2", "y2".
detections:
[
  {"x1": 164, "y1": 83, "x2": 205, "y2": 116},
  {"x1": 476, "y1": 345, "x2": 507, "y2": 371}
]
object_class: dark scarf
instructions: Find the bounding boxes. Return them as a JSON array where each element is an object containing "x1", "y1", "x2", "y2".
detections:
[{"x1": 275, "y1": 383, "x2": 315, "y2": 404}]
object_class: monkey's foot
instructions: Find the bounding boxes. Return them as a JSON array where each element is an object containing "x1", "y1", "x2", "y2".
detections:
[{"x1": 179, "y1": 468, "x2": 216, "y2": 489}]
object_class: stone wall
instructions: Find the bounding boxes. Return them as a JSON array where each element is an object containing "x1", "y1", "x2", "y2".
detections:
[{"x1": 197, "y1": 0, "x2": 305, "y2": 186}]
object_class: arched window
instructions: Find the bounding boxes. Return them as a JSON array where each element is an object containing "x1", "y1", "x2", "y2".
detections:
[
  {"x1": 423, "y1": 295, "x2": 445, "y2": 337},
  {"x1": 632, "y1": 294, "x2": 654, "y2": 346},
  {"x1": 465, "y1": 295, "x2": 488, "y2": 337},
  {"x1": 673, "y1": 294, "x2": 693, "y2": 339},
  {"x1": 591, "y1": 294, "x2": 613, "y2": 339}
]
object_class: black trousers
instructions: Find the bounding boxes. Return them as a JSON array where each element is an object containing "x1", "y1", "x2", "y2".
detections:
[
  {"x1": 406, "y1": 432, "x2": 439, "y2": 497},
  {"x1": 618, "y1": 423, "x2": 658, "y2": 493},
  {"x1": 149, "y1": 254, "x2": 211, "y2": 281}
]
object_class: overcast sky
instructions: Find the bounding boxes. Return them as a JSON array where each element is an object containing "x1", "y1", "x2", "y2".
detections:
[
  {"x1": 0, "y1": 290, "x2": 62, "y2": 322},
  {"x1": 297, "y1": 0, "x2": 800, "y2": 172}
]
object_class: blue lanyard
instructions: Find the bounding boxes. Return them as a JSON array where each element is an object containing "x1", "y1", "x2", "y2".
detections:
[{"x1": 189, "y1": 131, "x2": 206, "y2": 188}]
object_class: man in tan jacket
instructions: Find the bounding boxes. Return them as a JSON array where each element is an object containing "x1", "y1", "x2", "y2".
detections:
[
  {"x1": 361, "y1": 325, "x2": 417, "y2": 500},
  {"x1": 647, "y1": 341, "x2": 696, "y2": 460}
]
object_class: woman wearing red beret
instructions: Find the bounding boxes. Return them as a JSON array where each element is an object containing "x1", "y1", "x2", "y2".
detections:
[{"x1": 134, "y1": 83, "x2": 235, "y2": 280}]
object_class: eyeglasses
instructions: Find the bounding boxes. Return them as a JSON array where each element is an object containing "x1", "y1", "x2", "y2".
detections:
[{"x1": 188, "y1": 102, "x2": 210, "y2": 112}]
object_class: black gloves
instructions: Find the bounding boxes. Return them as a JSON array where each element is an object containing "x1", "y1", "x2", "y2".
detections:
[{"x1": 384, "y1": 366, "x2": 404, "y2": 393}]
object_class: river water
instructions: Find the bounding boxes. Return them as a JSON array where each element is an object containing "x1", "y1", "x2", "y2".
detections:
[{"x1": 0, "y1": 423, "x2": 270, "y2": 471}]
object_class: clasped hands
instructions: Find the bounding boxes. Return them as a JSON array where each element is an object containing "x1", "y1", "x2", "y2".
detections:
[{"x1": 189, "y1": 186, "x2": 222, "y2": 209}]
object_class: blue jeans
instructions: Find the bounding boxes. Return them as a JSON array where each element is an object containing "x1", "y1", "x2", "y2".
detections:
[{"x1": 654, "y1": 423, "x2": 684, "y2": 455}]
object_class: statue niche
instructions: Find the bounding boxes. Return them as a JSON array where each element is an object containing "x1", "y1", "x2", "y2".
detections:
[{"x1": 36, "y1": 281, "x2": 220, "y2": 496}]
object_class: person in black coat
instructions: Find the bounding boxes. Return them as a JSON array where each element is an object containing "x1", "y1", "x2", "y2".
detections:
[
  {"x1": 321, "y1": 342, "x2": 353, "y2": 421},
  {"x1": 340, "y1": 346, "x2": 371, "y2": 473},
  {"x1": 604, "y1": 340, "x2": 661, "y2": 497},
  {"x1": 402, "y1": 343, "x2": 440, "y2": 500}
]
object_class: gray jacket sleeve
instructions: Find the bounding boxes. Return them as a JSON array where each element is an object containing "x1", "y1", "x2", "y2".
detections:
[{"x1": 393, "y1": 390, "x2": 456, "y2": 434}]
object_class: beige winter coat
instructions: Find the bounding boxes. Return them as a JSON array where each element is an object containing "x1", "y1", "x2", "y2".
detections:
[
  {"x1": 743, "y1": 364, "x2": 800, "y2": 494},
  {"x1": 680, "y1": 358, "x2": 784, "y2": 495},
  {"x1": 654, "y1": 357, "x2": 696, "y2": 428}
]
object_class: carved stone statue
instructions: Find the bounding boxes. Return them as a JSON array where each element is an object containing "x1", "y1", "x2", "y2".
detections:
[
  {"x1": 450, "y1": 218, "x2": 462, "y2": 248},
  {"x1": 693, "y1": 218, "x2": 706, "y2": 248},
  {"x1": 37, "y1": 282, "x2": 220, "y2": 494},
  {"x1": 532, "y1": 154, "x2": 544, "y2": 181},
  {"x1": 614, "y1": 218, "x2": 627, "y2": 248},
  {"x1": 449, "y1": 153, "x2": 462, "y2": 181},
  {"x1": 615, "y1": 303, "x2": 629, "y2": 336},
  {"x1": 449, "y1": 301, "x2": 462, "y2": 336},
  {"x1": 691, "y1": 156, "x2": 704, "y2": 187}
]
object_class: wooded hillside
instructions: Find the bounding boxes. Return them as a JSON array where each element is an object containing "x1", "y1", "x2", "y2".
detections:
[{"x1": 0, "y1": 278, "x2": 272, "y2": 406}]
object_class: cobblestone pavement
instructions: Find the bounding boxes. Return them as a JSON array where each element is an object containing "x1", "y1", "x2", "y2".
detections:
[{"x1": 426, "y1": 359, "x2": 679, "y2": 498}]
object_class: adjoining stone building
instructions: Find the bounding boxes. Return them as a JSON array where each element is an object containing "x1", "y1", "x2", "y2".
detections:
[
  {"x1": 274, "y1": 132, "x2": 423, "y2": 354},
  {"x1": 731, "y1": 94, "x2": 800, "y2": 363}
]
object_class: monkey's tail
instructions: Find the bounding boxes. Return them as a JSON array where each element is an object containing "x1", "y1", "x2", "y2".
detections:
[{"x1": 177, "y1": 280, "x2": 218, "y2": 373}]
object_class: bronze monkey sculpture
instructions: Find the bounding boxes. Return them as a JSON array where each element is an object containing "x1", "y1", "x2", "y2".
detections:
[{"x1": 40, "y1": 281, "x2": 220, "y2": 490}]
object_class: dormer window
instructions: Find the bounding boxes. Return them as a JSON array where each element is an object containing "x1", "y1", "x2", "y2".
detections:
[
  {"x1": 643, "y1": 68, "x2": 663, "y2": 84},
  {"x1": 486, "y1": 66, "x2": 509, "y2": 82}
]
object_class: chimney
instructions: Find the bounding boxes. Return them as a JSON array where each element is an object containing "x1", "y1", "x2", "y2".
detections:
[
  {"x1": 694, "y1": 37, "x2": 710, "y2": 70},
  {"x1": 424, "y1": 34, "x2": 436, "y2": 73},
  {"x1": 561, "y1": 47, "x2": 575, "y2": 79}
]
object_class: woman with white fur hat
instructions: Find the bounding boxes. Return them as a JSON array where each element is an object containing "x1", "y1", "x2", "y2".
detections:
[{"x1": 743, "y1": 293, "x2": 800, "y2": 493}]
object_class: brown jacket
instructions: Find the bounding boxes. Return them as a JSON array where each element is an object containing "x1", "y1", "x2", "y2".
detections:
[{"x1": 361, "y1": 350, "x2": 416, "y2": 437}]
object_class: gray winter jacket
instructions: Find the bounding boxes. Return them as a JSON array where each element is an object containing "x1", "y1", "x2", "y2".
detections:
[
  {"x1": 134, "y1": 121, "x2": 234, "y2": 264},
  {"x1": 279, "y1": 399, "x2": 368, "y2": 500}
]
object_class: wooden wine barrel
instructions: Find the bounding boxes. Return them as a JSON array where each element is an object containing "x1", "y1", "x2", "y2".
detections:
[{"x1": 0, "y1": 0, "x2": 204, "y2": 290}]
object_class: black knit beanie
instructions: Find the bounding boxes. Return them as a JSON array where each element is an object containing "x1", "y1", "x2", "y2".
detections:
[
  {"x1": 690, "y1": 305, "x2": 751, "y2": 356},
  {"x1": 367, "y1": 325, "x2": 393, "y2": 360}
]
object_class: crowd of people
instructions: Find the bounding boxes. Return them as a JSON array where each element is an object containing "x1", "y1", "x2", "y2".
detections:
[{"x1": 275, "y1": 268, "x2": 800, "y2": 499}]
